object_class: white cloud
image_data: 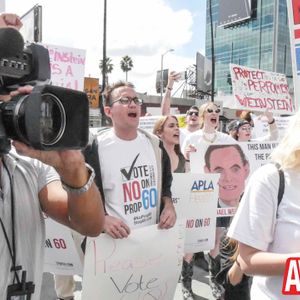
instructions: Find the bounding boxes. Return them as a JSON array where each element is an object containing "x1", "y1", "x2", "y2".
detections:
[{"x1": 6, "y1": 0, "x2": 196, "y2": 94}]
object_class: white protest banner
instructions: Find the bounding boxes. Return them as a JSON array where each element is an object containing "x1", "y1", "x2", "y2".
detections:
[
  {"x1": 287, "y1": 0, "x2": 300, "y2": 110},
  {"x1": 252, "y1": 115, "x2": 293, "y2": 141},
  {"x1": 82, "y1": 222, "x2": 185, "y2": 300},
  {"x1": 43, "y1": 44, "x2": 86, "y2": 91},
  {"x1": 139, "y1": 114, "x2": 187, "y2": 133},
  {"x1": 138, "y1": 115, "x2": 161, "y2": 132},
  {"x1": 172, "y1": 173, "x2": 219, "y2": 252},
  {"x1": 190, "y1": 141, "x2": 278, "y2": 218},
  {"x1": 230, "y1": 63, "x2": 294, "y2": 114},
  {"x1": 44, "y1": 217, "x2": 83, "y2": 275}
]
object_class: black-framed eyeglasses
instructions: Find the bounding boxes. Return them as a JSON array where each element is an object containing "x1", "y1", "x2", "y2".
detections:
[
  {"x1": 187, "y1": 111, "x2": 199, "y2": 117},
  {"x1": 110, "y1": 97, "x2": 143, "y2": 106},
  {"x1": 206, "y1": 108, "x2": 221, "y2": 114}
]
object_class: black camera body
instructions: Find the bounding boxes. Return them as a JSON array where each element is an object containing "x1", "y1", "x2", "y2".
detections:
[{"x1": 0, "y1": 28, "x2": 89, "y2": 153}]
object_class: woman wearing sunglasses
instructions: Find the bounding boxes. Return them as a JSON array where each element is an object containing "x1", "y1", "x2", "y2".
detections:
[
  {"x1": 181, "y1": 101, "x2": 236, "y2": 299},
  {"x1": 182, "y1": 102, "x2": 235, "y2": 161},
  {"x1": 231, "y1": 110, "x2": 278, "y2": 142}
]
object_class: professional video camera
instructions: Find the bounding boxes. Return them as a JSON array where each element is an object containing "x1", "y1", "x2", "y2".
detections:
[{"x1": 0, "y1": 28, "x2": 89, "y2": 154}]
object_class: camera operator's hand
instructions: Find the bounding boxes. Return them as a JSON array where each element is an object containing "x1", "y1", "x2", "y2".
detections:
[
  {"x1": 0, "y1": 13, "x2": 22, "y2": 30},
  {"x1": 12, "y1": 141, "x2": 89, "y2": 187}
]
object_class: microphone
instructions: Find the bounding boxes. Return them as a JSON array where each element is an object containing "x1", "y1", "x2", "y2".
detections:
[{"x1": 0, "y1": 27, "x2": 24, "y2": 58}]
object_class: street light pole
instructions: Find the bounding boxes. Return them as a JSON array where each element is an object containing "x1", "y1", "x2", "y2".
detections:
[{"x1": 160, "y1": 48, "x2": 174, "y2": 100}]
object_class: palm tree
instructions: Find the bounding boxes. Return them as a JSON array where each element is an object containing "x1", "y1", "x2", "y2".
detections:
[
  {"x1": 99, "y1": 57, "x2": 114, "y2": 84},
  {"x1": 120, "y1": 55, "x2": 134, "y2": 81}
]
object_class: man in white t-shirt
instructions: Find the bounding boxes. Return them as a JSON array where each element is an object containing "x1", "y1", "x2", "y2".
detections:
[
  {"x1": 0, "y1": 13, "x2": 104, "y2": 300},
  {"x1": 96, "y1": 81, "x2": 176, "y2": 237}
]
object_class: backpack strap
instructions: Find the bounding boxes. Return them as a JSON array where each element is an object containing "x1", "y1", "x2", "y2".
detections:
[{"x1": 274, "y1": 163, "x2": 285, "y2": 217}]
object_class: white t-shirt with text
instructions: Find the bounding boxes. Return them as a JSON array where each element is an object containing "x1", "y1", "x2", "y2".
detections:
[
  {"x1": 97, "y1": 130, "x2": 159, "y2": 229},
  {"x1": 228, "y1": 164, "x2": 300, "y2": 300}
]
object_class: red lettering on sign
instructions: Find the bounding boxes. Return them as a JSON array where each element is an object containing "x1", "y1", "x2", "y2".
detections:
[
  {"x1": 282, "y1": 257, "x2": 300, "y2": 295},
  {"x1": 293, "y1": 0, "x2": 300, "y2": 25}
]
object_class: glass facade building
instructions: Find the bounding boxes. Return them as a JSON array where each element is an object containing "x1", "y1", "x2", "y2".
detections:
[{"x1": 205, "y1": 0, "x2": 292, "y2": 96}]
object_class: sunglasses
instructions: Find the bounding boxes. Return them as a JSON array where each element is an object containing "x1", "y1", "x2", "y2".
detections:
[
  {"x1": 206, "y1": 108, "x2": 221, "y2": 114},
  {"x1": 187, "y1": 111, "x2": 199, "y2": 117},
  {"x1": 110, "y1": 97, "x2": 143, "y2": 106},
  {"x1": 239, "y1": 126, "x2": 252, "y2": 132}
]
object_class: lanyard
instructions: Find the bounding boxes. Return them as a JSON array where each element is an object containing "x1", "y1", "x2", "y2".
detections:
[{"x1": 0, "y1": 160, "x2": 21, "y2": 284}]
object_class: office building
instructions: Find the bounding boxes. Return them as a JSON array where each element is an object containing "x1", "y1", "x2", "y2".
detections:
[{"x1": 205, "y1": 0, "x2": 292, "y2": 96}]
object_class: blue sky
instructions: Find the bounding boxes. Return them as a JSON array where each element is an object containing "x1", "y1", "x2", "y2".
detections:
[{"x1": 5, "y1": 0, "x2": 207, "y2": 94}]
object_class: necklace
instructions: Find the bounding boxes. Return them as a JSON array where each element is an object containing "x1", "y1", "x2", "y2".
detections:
[{"x1": 202, "y1": 132, "x2": 217, "y2": 143}]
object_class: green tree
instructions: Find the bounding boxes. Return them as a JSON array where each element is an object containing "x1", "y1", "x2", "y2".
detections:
[
  {"x1": 120, "y1": 55, "x2": 134, "y2": 82},
  {"x1": 99, "y1": 57, "x2": 114, "y2": 84}
]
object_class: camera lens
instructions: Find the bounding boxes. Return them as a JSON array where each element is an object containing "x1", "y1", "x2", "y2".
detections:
[
  {"x1": 40, "y1": 93, "x2": 66, "y2": 145},
  {"x1": 1, "y1": 92, "x2": 66, "y2": 147}
]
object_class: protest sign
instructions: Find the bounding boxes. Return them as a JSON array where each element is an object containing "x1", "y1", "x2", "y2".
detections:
[
  {"x1": 172, "y1": 173, "x2": 219, "y2": 252},
  {"x1": 287, "y1": 0, "x2": 300, "y2": 111},
  {"x1": 43, "y1": 44, "x2": 86, "y2": 91},
  {"x1": 191, "y1": 141, "x2": 278, "y2": 218},
  {"x1": 84, "y1": 77, "x2": 99, "y2": 108},
  {"x1": 230, "y1": 63, "x2": 294, "y2": 114},
  {"x1": 82, "y1": 222, "x2": 185, "y2": 300},
  {"x1": 139, "y1": 114, "x2": 187, "y2": 133},
  {"x1": 252, "y1": 115, "x2": 293, "y2": 141},
  {"x1": 44, "y1": 217, "x2": 83, "y2": 275}
]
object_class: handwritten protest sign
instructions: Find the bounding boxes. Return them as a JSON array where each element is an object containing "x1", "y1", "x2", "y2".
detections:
[
  {"x1": 287, "y1": 0, "x2": 300, "y2": 111},
  {"x1": 172, "y1": 173, "x2": 219, "y2": 252},
  {"x1": 43, "y1": 44, "x2": 86, "y2": 91},
  {"x1": 191, "y1": 141, "x2": 278, "y2": 218},
  {"x1": 230, "y1": 63, "x2": 294, "y2": 114},
  {"x1": 252, "y1": 115, "x2": 292, "y2": 141},
  {"x1": 82, "y1": 222, "x2": 185, "y2": 300},
  {"x1": 44, "y1": 217, "x2": 83, "y2": 275}
]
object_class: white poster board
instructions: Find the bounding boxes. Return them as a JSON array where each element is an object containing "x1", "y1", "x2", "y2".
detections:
[
  {"x1": 82, "y1": 222, "x2": 185, "y2": 300},
  {"x1": 190, "y1": 141, "x2": 278, "y2": 218},
  {"x1": 172, "y1": 173, "x2": 219, "y2": 252},
  {"x1": 43, "y1": 44, "x2": 86, "y2": 91},
  {"x1": 230, "y1": 63, "x2": 294, "y2": 114},
  {"x1": 44, "y1": 218, "x2": 83, "y2": 275}
]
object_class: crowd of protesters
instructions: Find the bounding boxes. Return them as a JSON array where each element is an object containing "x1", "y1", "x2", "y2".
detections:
[{"x1": 1, "y1": 15, "x2": 296, "y2": 300}]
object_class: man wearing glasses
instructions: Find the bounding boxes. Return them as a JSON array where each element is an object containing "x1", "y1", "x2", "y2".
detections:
[{"x1": 93, "y1": 81, "x2": 176, "y2": 239}]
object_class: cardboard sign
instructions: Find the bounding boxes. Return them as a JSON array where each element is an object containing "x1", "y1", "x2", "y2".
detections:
[
  {"x1": 44, "y1": 217, "x2": 83, "y2": 275},
  {"x1": 43, "y1": 44, "x2": 86, "y2": 91},
  {"x1": 172, "y1": 173, "x2": 219, "y2": 252},
  {"x1": 230, "y1": 63, "x2": 294, "y2": 114},
  {"x1": 82, "y1": 222, "x2": 185, "y2": 300}
]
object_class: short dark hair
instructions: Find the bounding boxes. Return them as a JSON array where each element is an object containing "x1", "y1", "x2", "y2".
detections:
[
  {"x1": 204, "y1": 144, "x2": 248, "y2": 170},
  {"x1": 187, "y1": 105, "x2": 199, "y2": 114},
  {"x1": 104, "y1": 81, "x2": 135, "y2": 106}
]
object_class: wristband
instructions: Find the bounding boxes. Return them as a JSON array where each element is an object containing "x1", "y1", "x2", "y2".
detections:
[
  {"x1": 62, "y1": 164, "x2": 95, "y2": 195},
  {"x1": 167, "y1": 87, "x2": 172, "y2": 91},
  {"x1": 268, "y1": 119, "x2": 275, "y2": 125}
]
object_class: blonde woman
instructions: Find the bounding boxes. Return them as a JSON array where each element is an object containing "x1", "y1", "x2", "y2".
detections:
[
  {"x1": 228, "y1": 112, "x2": 300, "y2": 299},
  {"x1": 182, "y1": 101, "x2": 235, "y2": 160},
  {"x1": 154, "y1": 116, "x2": 195, "y2": 300}
]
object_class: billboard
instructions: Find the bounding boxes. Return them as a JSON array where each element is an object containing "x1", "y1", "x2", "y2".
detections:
[
  {"x1": 20, "y1": 4, "x2": 42, "y2": 42},
  {"x1": 155, "y1": 69, "x2": 169, "y2": 93},
  {"x1": 196, "y1": 52, "x2": 212, "y2": 93},
  {"x1": 218, "y1": 0, "x2": 251, "y2": 27}
]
